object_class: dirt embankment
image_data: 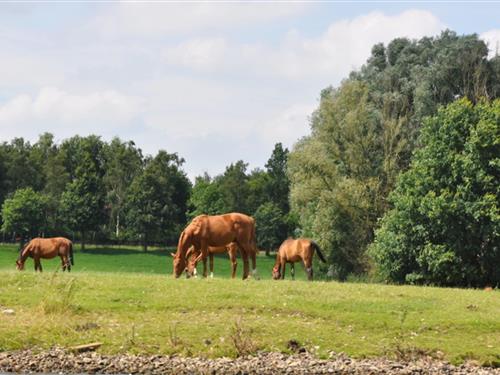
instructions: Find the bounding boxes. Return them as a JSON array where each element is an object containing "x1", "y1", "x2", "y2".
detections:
[{"x1": 0, "y1": 348, "x2": 498, "y2": 374}]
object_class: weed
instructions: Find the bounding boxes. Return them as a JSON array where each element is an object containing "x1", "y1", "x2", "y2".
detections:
[
  {"x1": 168, "y1": 322, "x2": 182, "y2": 348},
  {"x1": 229, "y1": 317, "x2": 257, "y2": 357},
  {"x1": 39, "y1": 272, "x2": 78, "y2": 314}
]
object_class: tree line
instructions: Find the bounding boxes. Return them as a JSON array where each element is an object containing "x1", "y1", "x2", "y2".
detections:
[{"x1": 0, "y1": 134, "x2": 293, "y2": 252}]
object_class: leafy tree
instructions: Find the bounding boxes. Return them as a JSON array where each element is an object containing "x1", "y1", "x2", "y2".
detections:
[
  {"x1": 60, "y1": 136, "x2": 107, "y2": 250},
  {"x1": 254, "y1": 202, "x2": 288, "y2": 256},
  {"x1": 125, "y1": 151, "x2": 190, "y2": 251},
  {"x1": 217, "y1": 160, "x2": 250, "y2": 213},
  {"x1": 1, "y1": 188, "x2": 48, "y2": 247},
  {"x1": 265, "y1": 143, "x2": 290, "y2": 213},
  {"x1": 104, "y1": 138, "x2": 143, "y2": 239},
  {"x1": 289, "y1": 81, "x2": 387, "y2": 279},
  {"x1": 246, "y1": 168, "x2": 270, "y2": 215},
  {"x1": 2, "y1": 138, "x2": 44, "y2": 193},
  {"x1": 187, "y1": 173, "x2": 225, "y2": 218},
  {"x1": 371, "y1": 99, "x2": 500, "y2": 287}
]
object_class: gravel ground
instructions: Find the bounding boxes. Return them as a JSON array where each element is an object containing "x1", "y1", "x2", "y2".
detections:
[{"x1": 0, "y1": 348, "x2": 499, "y2": 374}]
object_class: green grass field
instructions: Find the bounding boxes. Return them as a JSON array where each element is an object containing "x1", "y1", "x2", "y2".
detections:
[
  {"x1": 0, "y1": 243, "x2": 499, "y2": 366},
  {"x1": 0, "y1": 243, "x2": 279, "y2": 278}
]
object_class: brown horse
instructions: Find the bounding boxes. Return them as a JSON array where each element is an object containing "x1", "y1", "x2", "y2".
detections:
[
  {"x1": 272, "y1": 238, "x2": 326, "y2": 281},
  {"x1": 185, "y1": 242, "x2": 239, "y2": 278},
  {"x1": 16, "y1": 237, "x2": 74, "y2": 272},
  {"x1": 172, "y1": 213, "x2": 258, "y2": 279}
]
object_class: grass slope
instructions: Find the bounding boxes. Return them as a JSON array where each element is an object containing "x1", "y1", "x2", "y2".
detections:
[{"x1": 0, "y1": 245, "x2": 499, "y2": 365}]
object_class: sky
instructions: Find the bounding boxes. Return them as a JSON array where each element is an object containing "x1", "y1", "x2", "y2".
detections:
[{"x1": 0, "y1": 2, "x2": 499, "y2": 180}]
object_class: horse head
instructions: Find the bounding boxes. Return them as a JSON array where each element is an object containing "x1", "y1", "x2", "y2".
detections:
[
  {"x1": 272, "y1": 265, "x2": 281, "y2": 280},
  {"x1": 184, "y1": 246, "x2": 199, "y2": 278},
  {"x1": 172, "y1": 229, "x2": 195, "y2": 278},
  {"x1": 15, "y1": 259, "x2": 25, "y2": 271}
]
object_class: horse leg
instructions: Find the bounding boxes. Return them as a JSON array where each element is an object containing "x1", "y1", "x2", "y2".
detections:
[
  {"x1": 230, "y1": 251, "x2": 237, "y2": 279},
  {"x1": 35, "y1": 257, "x2": 42, "y2": 272},
  {"x1": 240, "y1": 249, "x2": 250, "y2": 280},
  {"x1": 291, "y1": 263, "x2": 295, "y2": 280},
  {"x1": 65, "y1": 255, "x2": 71, "y2": 272},
  {"x1": 304, "y1": 259, "x2": 313, "y2": 281},
  {"x1": 209, "y1": 253, "x2": 214, "y2": 278},
  {"x1": 280, "y1": 262, "x2": 286, "y2": 280},
  {"x1": 203, "y1": 257, "x2": 208, "y2": 278},
  {"x1": 61, "y1": 256, "x2": 66, "y2": 271},
  {"x1": 250, "y1": 249, "x2": 259, "y2": 279}
]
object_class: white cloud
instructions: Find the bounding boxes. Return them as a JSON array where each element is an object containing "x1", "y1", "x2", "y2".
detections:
[
  {"x1": 480, "y1": 29, "x2": 500, "y2": 58},
  {"x1": 89, "y1": 3, "x2": 308, "y2": 39},
  {"x1": 0, "y1": 87, "x2": 144, "y2": 140},
  {"x1": 160, "y1": 9, "x2": 444, "y2": 84},
  {"x1": 163, "y1": 38, "x2": 228, "y2": 71}
]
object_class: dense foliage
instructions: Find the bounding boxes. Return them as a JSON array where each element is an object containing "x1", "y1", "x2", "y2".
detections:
[
  {"x1": 288, "y1": 31, "x2": 499, "y2": 280},
  {"x1": 371, "y1": 99, "x2": 499, "y2": 287},
  {"x1": 1, "y1": 188, "x2": 47, "y2": 244},
  {"x1": 0, "y1": 135, "x2": 190, "y2": 249}
]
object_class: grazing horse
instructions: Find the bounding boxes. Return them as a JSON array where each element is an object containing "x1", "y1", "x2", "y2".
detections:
[
  {"x1": 16, "y1": 237, "x2": 74, "y2": 272},
  {"x1": 272, "y1": 238, "x2": 326, "y2": 281},
  {"x1": 185, "y1": 242, "x2": 239, "y2": 278},
  {"x1": 172, "y1": 213, "x2": 258, "y2": 279}
]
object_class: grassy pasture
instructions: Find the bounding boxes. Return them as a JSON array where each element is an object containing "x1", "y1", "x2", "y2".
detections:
[
  {"x1": 0, "y1": 244, "x2": 499, "y2": 366},
  {"x1": 0, "y1": 243, "x2": 278, "y2": 279}
]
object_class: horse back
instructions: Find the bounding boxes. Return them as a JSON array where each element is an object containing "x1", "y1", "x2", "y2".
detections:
[
  {"x1": 279, "y1": 238, "x2": 313, "y2": 262},
  {"x1": 29, "y1": 237, "x2": 71, "y2": 259}
]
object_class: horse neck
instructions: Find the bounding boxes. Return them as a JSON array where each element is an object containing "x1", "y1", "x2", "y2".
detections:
[
  {"x1": 273, "y1": 252, "x2": 281, "y2": 269},
  {"x1": 19, "y1": 245, "x2": 31, "y2": 263},
  {"x1": 176, "y1": 233, "x2": 192, "y2": 258}
]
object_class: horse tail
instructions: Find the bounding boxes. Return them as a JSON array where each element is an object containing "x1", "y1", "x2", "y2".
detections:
[
  {"x1": 311, "y1": 241, "x2": 327, "y2": 263},
  {"x1": 69, "y1": 241, "x2": 74, "y2": 265}
]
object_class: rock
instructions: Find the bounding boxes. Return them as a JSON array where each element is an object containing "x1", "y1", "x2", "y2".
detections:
[
  {"x1": 0, "y1": 348, "x2": 499, "y2": 374},
  {"x1": 1, "y1": 309, "x2": 15, "y2": 315}
]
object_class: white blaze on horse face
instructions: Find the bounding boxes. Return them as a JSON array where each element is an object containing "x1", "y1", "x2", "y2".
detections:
[{"x1": 193, "y1": 268, "x2": 197, "y2": 276}]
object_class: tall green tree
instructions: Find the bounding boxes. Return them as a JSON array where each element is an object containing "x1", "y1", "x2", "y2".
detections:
[
  {"x1": 187, "y1": 173, "x2": 225, "y2": 219},
  {"x1": 371, "y1": 99, "x2": 500, "y2": 287},
  {"x1": 3, "y1": 138, "x2": 44, "y2": 193},
  {"x1": 246, "y1": 168, "x2": 270, "y2": 215},
  {"x1": 254, "y1": 202, "x2": 289, "y2": 256},
  {"x1": 1, "y1": 187, "x2": 48, "y2": 247},
  {"x1": 265, "y1": 143, "x2": 290, "y2": 213},
  {"x1": 289, "y1": 81, "x2": 388, "y2": 279},
  {"x1": 60, "y1": 136, "x2": 107, "y2": 250},
  {"x1": 125, "y1": 151, "x2": 190, "y2": 251},
  {"x1": 218, "y1": 160, "x2": 250, "y2": 214},
  {"x1": 104, "y1": 138, "x2": 143, "y2": 239}
]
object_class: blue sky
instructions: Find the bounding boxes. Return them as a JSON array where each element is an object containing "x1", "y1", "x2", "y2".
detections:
[{"x1": 0, "y1": 2, "x2": 499, "y2": 180}]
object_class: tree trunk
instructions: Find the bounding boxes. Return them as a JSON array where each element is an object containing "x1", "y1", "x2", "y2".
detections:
[
  {"x1": 142, "y1": 233, "x2": 148, "y2": 252},
  {"x1": 116, "y1": 213, "x2": 120, "y2": 238},
  {"x1": 81, "y1": 230, "x2": 86, "y2": 251}
]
